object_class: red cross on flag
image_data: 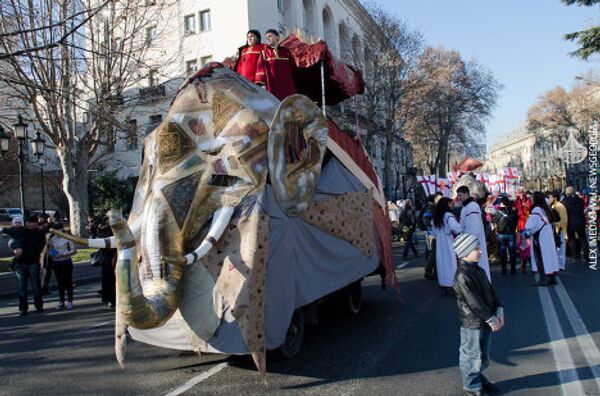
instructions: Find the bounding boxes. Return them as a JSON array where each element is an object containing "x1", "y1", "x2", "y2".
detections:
[{"x1": 417, "y1": 175, "x2": 437, "y2": 196}]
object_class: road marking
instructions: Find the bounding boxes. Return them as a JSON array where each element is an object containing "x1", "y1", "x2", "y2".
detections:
[
  {"x1": 79, "y1": 320, "x2": 114, "y2": 332},
  {"x1": 555, "y1": 278, "x2": 600, "y2": 390},
  {"x1": 396, "y1": 261, "x2": 410, "y2": 269},
  {"x1": 164, "y1": 362, "x2": 228, "y2": 396},
  {"x1": 537, "y1": 286, "x2": 586, "y2": 395}
]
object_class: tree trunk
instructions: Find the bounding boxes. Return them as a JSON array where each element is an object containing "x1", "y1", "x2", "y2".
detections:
[
  {"x1": 56, "y1": 146, "x2": 90, "y2": 236},
  {"x1": 437, "y1": 143, "x2": 447, "y2": 178},
  {"x1": 383, "y1": 123, "x2": 394, "y2": 199}
]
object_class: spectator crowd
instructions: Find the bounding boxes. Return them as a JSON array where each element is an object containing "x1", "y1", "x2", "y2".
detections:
[{"x1": 1, "y1": 214, "x2": 116, "y2": 316}]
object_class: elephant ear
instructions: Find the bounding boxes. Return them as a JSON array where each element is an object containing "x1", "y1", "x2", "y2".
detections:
[{"x1": 268, "y1": 94, "x2": 328, "y2": 216}]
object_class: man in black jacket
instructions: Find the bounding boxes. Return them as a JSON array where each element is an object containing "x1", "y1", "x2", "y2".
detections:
[
  {"x1": 561, "y1": 186, "x2": 589, "y2": 261},
  {"x1": 13, "y1": 216, "x2": 47, "y2": 316},
  {"x1": 493, "y1": 197, "x2": 518, "y2": 275},
  {"x1": 453, "y1": 234, "x2": 504, "y2": 395}
]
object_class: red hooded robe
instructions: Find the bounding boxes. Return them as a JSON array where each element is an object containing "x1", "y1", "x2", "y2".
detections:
[
  {"x1": 255, "y1": 45, "x2": 296, "y2": 101},
  {"x1": 235, "y1": 44, "x2": 265, "y2": 83}
]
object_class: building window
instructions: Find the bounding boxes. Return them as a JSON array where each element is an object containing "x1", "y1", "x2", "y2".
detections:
[
  {"x1": 322, "y1": 7, "x2": 335, "y2": 49},
  {"x1": 149, "y1": 114, "x2": 163, "y2": 125},
  {"x1": 144, "y1": 0, "x2": 155, "y2": 5},
  {"x1": 277, "y1": 0, "x2": 283, "y2": 12},
  {"x1": 199, "y1": 10, "x2": 211, "y2": 32},
  {"x1": 184, "y1": 14, "x2": 196, "y2": 35},
  {"x1": 127, "y1": 119, "x2": 138, "y2": 150},
  {"x1": 148, "y1": 69, "x2": 158, "y2": 87},
  {"x1": 186, "y1": 59, "x2": 198, "y2": 75},
  {"x1": 200, "y1": 55, "x2": 212, "y2": 67},
  {"x1": 303, "y1": 0, "x2": 315, "y2": 34},
  {"x1": 145, "y1": 26, "x2": 157, "y2": 45}
]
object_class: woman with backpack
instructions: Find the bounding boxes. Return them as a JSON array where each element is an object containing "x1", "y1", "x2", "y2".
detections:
[{"x1": 492, "y1": 197, "x2": 518, "y2": 275}]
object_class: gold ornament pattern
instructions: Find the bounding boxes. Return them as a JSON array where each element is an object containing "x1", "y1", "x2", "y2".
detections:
[
  {"x1": 212, "y1": 90, "x2": 243, "y2": 136},
  {"x1": 157, "y1": 122, "x2": 195, "y2": 174}
]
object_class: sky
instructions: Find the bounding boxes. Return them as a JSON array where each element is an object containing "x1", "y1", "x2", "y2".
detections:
[{"x1": 372, "y1": 0, "x2": 599, "y2": 152}]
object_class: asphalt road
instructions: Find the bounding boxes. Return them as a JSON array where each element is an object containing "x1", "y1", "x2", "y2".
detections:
[{"x1": 1, "y1": 240, "x2": 599, "y2": 396}]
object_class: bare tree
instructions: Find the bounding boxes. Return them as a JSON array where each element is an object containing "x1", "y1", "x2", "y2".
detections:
[
  {"x1": 527, "y1": 82, "x2": 600, "y2": 144},
  {"x1": 331, "y1": 4, "x2": 423, "y2": 197},
  {"x1": 404, "y1": 47, "x2": 500, "y2": 177},
  {"x1": 0, "y1": 0, "x2": 175, "y2": 234}
]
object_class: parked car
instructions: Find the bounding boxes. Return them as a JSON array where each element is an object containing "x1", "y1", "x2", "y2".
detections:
[
  {"x1": 0, "y1": 208, "x2": 23, "y2": 221},
  {"x1": 31, "y1": 210, "x2": 57, "y2": 219}
]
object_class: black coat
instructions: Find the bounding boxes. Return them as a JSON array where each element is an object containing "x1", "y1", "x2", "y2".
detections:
[
  {"x1": 561, "y1": 195, "x2": 586, "y2": 230},
  {"x1": 16, "y1": 227, "x2": 46, "y2": 265},
  {"x1": 453, "y1": 261, "x2": 503, "y2": 329}
]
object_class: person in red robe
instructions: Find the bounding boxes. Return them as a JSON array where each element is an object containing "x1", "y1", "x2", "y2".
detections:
[
  {"x1": 255, "y1": 29, "x2": 296, "y2": 101},
  {"x1": 514, "y1": 189, "x2": 532, "y2": 231},
  {"x1": 234, "y1": 30, "x2": 265, "y2": 84}
]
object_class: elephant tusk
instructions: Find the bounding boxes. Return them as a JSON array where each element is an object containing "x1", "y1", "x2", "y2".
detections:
[
  {"x1": 49, "y1": 218, "x2": 141, "y2": 249},
  {"x1": 182, "y1": 206, "x2": 235, "y2": 265}
]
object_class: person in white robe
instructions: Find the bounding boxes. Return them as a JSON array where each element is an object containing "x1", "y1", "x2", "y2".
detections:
[
  {"x1": 432, "y1": 197, "x2": 462, "y2": 293},
  {"x1": 457, "y1": 186, "x2": 491, "y2": 281},
  {"x1": 523, "y1": 192, "x2": 560, "y2": 285}
]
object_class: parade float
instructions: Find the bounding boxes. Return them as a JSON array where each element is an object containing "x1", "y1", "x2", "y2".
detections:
[{"x1": 53, "y1": 36, "x2": 397, "y2": 375}]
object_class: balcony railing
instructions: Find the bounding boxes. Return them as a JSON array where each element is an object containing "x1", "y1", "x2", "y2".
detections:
[{"x1": 138, "y1": 84, "x2": 166, "y2": 102}]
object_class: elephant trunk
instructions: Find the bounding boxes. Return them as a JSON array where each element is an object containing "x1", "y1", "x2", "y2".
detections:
[{"x1": 110, "y1": 204, "x2": 184, "y2": 330}]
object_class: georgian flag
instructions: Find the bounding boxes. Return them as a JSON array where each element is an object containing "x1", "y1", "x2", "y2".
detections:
[
  {"x1": 417, "y1": 175, "x2": 438, "y2": 196},
  {"x1": 436, "y1": 178, "x2": 452, "y2": 197}
]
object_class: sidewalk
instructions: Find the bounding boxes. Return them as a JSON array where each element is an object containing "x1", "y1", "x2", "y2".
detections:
[{"x1": 0, "y1": 261, "x2": 101, "y2": 300}]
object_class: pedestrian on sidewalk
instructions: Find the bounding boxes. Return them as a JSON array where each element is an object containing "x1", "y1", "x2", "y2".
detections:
[
  {"x1": 41, "y1": 215, "x2": 57, "y2": 294},
  {"x1": 97, "y1": 217, "x2": 117, "y2": 309},
  {"x1": 523, "y1": 192, "x2": 560, "y2": 286},
  {"x1": 453, "y1": 233, "x2": 504, "y2": 396},
  {"x1": 432, "y1": 197, "x2": 461, "y2": 295},
  {"x1": 47, "y1": 222, "x2": 76, "y2": 310},
  {"x1": 12, "y1": 216, "x2": 46, "y2": 316},
  {"x1": 400, "y1": 199, "x2": 418, "y2": 259},
  {"x1": 0, "y1": 216, "x2": 26, "y2": 271}
]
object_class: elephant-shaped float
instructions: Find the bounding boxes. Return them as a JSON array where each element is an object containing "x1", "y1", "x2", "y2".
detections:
[
  {"x1": 451, "y1": 173, "x2": 488, "y2": 198},
  {"x1": 54, "y1": 64, "x2": 397, "y2": 374}
]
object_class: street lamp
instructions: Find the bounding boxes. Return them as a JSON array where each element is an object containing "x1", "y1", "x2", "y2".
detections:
[
  {"x1": 13, "y1": 114, "x2": 28, "y2": 140},
  {"x1": 13, "y1": 115, "x2": 29, "y2": 217},
  {"x1": 31, "y1": 130, "x2": 47, "y2": 214},
  {"x1": 0, "y1": 115, "x2": 47, "y2": 218}
]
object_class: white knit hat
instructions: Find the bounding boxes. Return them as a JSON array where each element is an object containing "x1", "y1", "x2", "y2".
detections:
[{"x1": 453, "y1": 233, "x2": 480, "y2": 259}]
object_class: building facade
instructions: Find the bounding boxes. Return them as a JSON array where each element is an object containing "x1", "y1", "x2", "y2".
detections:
[
  {"x1": 486, "y1": 123, "x2": 589, "y2": 192},
  {"x1": 87, "y1": 0, "x2": 413, "y2": 200}
]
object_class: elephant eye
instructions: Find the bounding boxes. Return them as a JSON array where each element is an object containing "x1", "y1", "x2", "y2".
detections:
[
  {"x1": 198, "y1": 138, "x2": 226, "y2": 156},
  {"x1": 203, "y1": 144, "x2": 225, "y2": 156},
  {"x1": 210, "y1": 174, "x2": 240, "y2": 187}
]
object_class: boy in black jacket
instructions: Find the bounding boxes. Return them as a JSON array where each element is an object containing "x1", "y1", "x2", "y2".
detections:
[{"x1": 453, "y1": 233, "x2": 504, "y2": 396}]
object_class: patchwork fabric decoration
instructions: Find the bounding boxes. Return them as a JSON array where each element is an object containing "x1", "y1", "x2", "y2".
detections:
[
  {"x1": 300, "y1": 192, "x2": 373, "y2": 257},
  {"x1": 211, "y1": 209, "x2": 269, "y2": 375}
]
